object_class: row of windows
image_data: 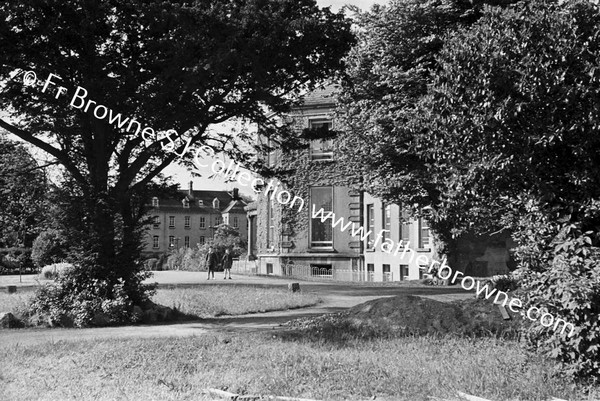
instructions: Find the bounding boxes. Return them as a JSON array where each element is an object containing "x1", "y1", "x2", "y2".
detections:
[
  {"x1": 365, "y1": 204, "x2": 430, "y2": 249},
  {"x1": 366, "y1": 264, "x2": 424, "y2": 280},
  {"x1": 265, "y1": 186, "x2": 430, "y2": 250},
  {"x1": 304, "y1": 187, "x2": 430, "y2": 250},
  {"x1": 153, "y1": 215, "x2": 238, "y2": 229},
  {"x1": 152, "y1": 235, "x2": 206, "y2": 249},
  {"x1": 151, "y1": 197, "x2": 218, "y2": 209}
]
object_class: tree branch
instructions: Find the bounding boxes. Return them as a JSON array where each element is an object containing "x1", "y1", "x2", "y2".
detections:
[{"x1": 0, "y1": 119, "x2": 85, "y2": 183}]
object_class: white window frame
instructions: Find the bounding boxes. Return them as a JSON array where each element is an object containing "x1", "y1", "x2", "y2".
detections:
[
  {"x1": 309, "y1": 186, "x2": 334, "y2": 249},
  {"x1": 151, "y1": 197, "x2": 159, "y2": 207},
  {"x1": 309, "y1": 119, "x2": 334, "y2": 161},
  {"x1": 199, "y1": 216, "x2": 205, "y2": 229},
  {"x1": 184, "y1": 216, "x2": 190, "y2": 228},
  {"x1": 152, "y1": 236, "x2": 159, "y2": 249},
  {"x1": 169, "y1": 216, "x2": 175, "y2": 228},
  {"x1": 418, "y1": 217, "x2": 431, "y2": 249},
  {"x1": 233, "y1": 216, "x2": 239, "y2": 228}
]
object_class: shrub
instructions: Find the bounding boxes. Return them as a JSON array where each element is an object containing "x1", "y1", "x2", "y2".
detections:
[
  {"x1": 40, "y1": 263, "x2": 74, "y2": 280},
  {"x1": 31, "y1": 229, "x2": 67, "y2": 268},
  {"x1": 491, "y1": 274, "x2": 519, "y2": 293},
  {"x1": 28, "y1": 261, "x2": 155, "y2": 327},
  {"x1": 513, "y1": 200, "x2": 600, "y2": 379}
]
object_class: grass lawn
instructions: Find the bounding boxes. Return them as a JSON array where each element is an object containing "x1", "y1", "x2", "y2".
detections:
[
  {"x1": 1, "y1": 332, "x2": 597, "y2": 401},
  {"x1": 152, "y1": 285, "x2": 321, "y2": 318},
  {"x1": 0, "y1": 285, "x2": 321, "y2": 321},
  {"x1": 0, "y1": 290, "x2": 33, "y2": 316}
]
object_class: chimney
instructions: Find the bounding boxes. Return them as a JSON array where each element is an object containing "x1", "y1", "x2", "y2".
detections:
[
  {"x1": 232, "y1": 187, "x2": 239, "y2": 200},
  {"x1": 188, "y1": 181, "x2": 193, "y2": 196}
]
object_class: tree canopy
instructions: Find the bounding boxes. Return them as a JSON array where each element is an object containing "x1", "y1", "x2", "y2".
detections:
[
  {"x1": 336, "y1": 0, "x2": 600, "y2": 378},
  {"x1": 0, "y1": 0, "x2": 354, "y2": 323},
  {"x1": 0, "y1": 0, "x2": 353, "y2": 267}
]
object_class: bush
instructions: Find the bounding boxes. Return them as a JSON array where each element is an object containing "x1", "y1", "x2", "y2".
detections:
[
  {"x1": 31, "y1": 230, "x2": 67, "y2": 268},
  {"x1": 40, "y1": 262, "x2": 74, "y2": 280},
  {"x1": 28, "y1": 261, "x2": 156, "y2": 327},
  {"x1": 513, "y1": 200, "x2": 600, "y2": 379},
  {"x1": 491, "y1": 274, "x2": 519, "y2": 293}
]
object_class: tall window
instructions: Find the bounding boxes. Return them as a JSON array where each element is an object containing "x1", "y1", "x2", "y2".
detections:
[
  {"x1": 418, "y1": 218, "x2": 430, "y2": 248},
  {"x1": 168, "y1": 236, "x2": 175, "y2": 247},
  {"x1": 366, "y1": 204, "x2": 375, "y2": 249},
  {"x1": 309, "y1": 120, "x2": 334, "y2": 161},
  {"x1": 400, "y1": 264, "x2": 409, "y2": 280},
  {"x1": 199, "y1": 236, "x2": 205, "y2": 245},
  {"x1": 184, "y1": 216, "x2": 190, "y2": 228},
  {"x1": 152, "y1": 216, "x2": 160, "y2": 228},
  {"x1": 382, "y1": 204, "x2": 391, "y2": 241},
  {"x1": 152, "y1": 236, "x2": 159, "y2": 249},
  {"x1": 199, "y1": 216, "x2": 205, "y2": 229},
  {"x1": 224, "y1": 215, "x2": 229, "y2": 225},
  {"x1": 267, "y1": 194, "x2": 275, "y2": 248},
  {"x1": 215, "y1": 216, "x2": 221, "y2": 226},
  {"x1": 267, "y1": 138, "x2": 278, "y2": 167},
  {"x1": 182, "y1": 199, "x2": 189, "y2": 208},
  {"x1": 169, "y1": 216, "x2": 175, "y2": 228},
  {"x1": 233, "y1": 216, "x2": 239, "y2": 228},
  {"x1": 310, "y1": 187, "x2": 333, "y2": 248},
  {"x1": 184, "y1": 236, "x2": 190, "y2": 247},
  {"x1": 152, "y1": 197, "x2": 159, "y2": 207},
  {"x1": 213, "y1": 198, "x2": 220, "y2": 209}
]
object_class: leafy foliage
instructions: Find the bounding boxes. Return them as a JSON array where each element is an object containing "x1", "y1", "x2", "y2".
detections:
[
  {"x1": 31, "y1": 229, "x2": 68, "y2": 268},
  {"x1": 337, "y1": 0, "x2": 600, "y2": 378},
  {"x1": 0, "y1": 138, "x2": 48, "y2": 248},
  {"x1": 513, "y1": 201, "x2": 600, "y2": 379}
]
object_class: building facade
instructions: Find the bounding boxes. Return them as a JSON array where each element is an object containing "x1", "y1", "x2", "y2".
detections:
[
  {"x1": 251, "y1": 86, "x2": 513, "y2": 281},
  {"x1": 143, "y1": 182, "x2": 248, "y2": 257},
  {"x1": 250, "y1": 86, "x2": 435, "y2": 281}
]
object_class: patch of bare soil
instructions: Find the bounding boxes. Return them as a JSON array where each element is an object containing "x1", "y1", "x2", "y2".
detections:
[{"x1": 283, "y1": 294, "x2": 523, "y2": 340}]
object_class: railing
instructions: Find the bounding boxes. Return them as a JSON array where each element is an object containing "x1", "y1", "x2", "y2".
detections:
[{"x1": 231, "y1": 258, "x2": 395, "y2": 283}]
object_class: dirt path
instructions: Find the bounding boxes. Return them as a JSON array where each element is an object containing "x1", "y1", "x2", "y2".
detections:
[{"x1": 0, "y1": 273, "x2": 472, "y2": 347}]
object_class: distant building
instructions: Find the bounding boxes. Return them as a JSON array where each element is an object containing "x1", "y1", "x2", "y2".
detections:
[{"x1": 143, "y1": 182, "x2": 248, "y2": 257}]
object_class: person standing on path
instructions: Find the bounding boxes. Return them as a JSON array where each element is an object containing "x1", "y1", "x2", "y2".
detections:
[
  {"x1": 221, "y1": 248, "x2": 233, "y2": 279},
  {"x1": 205, "y1": 246, "x2": 218, "y2": 280}
]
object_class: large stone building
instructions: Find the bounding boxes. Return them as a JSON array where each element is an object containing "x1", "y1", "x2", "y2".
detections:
[
  {"x1": 143, "y1": 182, "x2": 248, "y2": 257},
  {"x1": 250, "y1": 86, "x2": 514, "y2": 281}
]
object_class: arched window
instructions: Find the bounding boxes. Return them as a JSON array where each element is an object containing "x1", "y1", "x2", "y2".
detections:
[
  {"x1": 152, "y1": 197, "x2": 159, "y2": 207},
  {"x1": 213, "y1": 198, "x2": 220, "y2": 209}
]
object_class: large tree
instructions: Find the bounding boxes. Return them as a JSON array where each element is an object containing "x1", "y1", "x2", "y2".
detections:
[
  {"x1": 0, "y1": 0, "x2": 354, "y2": 320},
  {"x1": 338, "y1": 0, "x2": 600, "y2": 377},
  {"x1": 335, "y1": 0, "x2": 521, "y2": 249}
]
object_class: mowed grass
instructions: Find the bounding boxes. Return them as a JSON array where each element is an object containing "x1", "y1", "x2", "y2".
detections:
[
  {"x1": 0, "y1": 290, "x2": 33, "y2": 315},
  {"x1": 1, "y1": 333, "x2": 596, "y2": 401},
  {"x1": 152, "y1": 286, "x2": 321, "y2": 318}
]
